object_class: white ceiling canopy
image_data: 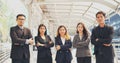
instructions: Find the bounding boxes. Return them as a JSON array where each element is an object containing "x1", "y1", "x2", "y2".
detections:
[{"x1": 32, "y1": 0, "x2": 120, "y2": 34}]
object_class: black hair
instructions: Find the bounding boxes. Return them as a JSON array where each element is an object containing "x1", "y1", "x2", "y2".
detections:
[
  {"x1": 16, "y1": 14, "x2": 26, "y2": 19},
  {"x1": 96, "y1": 11, "x2": 106, "y2": 17},
  {"x1": 37, "y1": 24, "x2": 47, "y2": 36}
]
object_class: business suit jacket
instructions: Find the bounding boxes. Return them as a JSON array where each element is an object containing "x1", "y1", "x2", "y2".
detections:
[
  {"x1": 35, "y1": 35, "x2": 54, "y2": 58},
  {"x1": 73, "y1": 34, "x2": 91, "y2": 57},
  {"x1": 55, "y1": 36, "x2": 72, "y2": 63},
  {"x1": 91, "y1": 25, "x2": 114, "y2": 63},
  {"x1": 10, "y1": 25, "x2": 32, "y2": 59}
]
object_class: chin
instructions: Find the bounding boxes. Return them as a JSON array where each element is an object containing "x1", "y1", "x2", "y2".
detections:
[{"x1": 100, "y1": 22, "x2": 104, "y2": 24}]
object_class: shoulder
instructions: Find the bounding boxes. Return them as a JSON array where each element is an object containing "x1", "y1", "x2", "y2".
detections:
[
  {"x1": 106, "y1": 25, "x2": 113, "y2": 30},
  {"x1": 87, "y1": 33, "x2": 91, "y2": 37},
  {"x1": 73, "y1": 34, "x2": 79, "y2": 41},
  {"x1": 55, "y1": 36, "x2": 58, "y2": 39},
  {"x1": 46, "y1": 35, "x2": 51, "y2": 39},
  {"x1": 105, "y1": 25, "x2": 114, "y2": 32},
  {"x1": 93, "y1": 26, "x2": 98, "y2": 30},
  {"x1": 10, "y1": 26, "x2": 18, "y2": 31},
  {"x1": 46, "y1": 35, "x2": 50, "y2": 38},
  {"x1": 91, "y1": 26, "x2": 99, "y2": 33},
  {"x1": 74, "y1": 34, "x2": 79, "y2": 38},
  {"x1": 24, "y1": 27, "x2": 30, "y2": 31},
  {"x1": 55, "y1": 36, "x2": 60, "y2": 40},
  {"x1": 35, "y1": 36, "x2": 39, "y2": 39},
  {"x1": 87, "y1": 35, "x2": 91, "y2": 39}
]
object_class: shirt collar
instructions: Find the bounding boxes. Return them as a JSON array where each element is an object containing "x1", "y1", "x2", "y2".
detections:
[{"x1": 18, "y1": 25, "x2": 24, "y2": 29}]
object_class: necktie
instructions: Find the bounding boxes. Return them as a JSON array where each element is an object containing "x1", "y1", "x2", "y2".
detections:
[{"x1": 20, "y1": 28, "x2": 24, "y2": 37}]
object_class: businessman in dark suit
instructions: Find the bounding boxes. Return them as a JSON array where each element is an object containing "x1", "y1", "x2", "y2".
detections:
[
  {"x1": 91, "y1": 11, "x2": 114, "y2": 63},
  {"x1": 10, "y1": 14, "x2": 34, "y2": 63}
]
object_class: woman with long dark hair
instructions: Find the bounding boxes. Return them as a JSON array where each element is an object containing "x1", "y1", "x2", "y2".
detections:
[
  {"x1": 73, "y1": 22, "x2": 91, "y2": 63},
  {"x1": 55, "y1": 25, "x2": 72, "y2": 63},
  {"x1": 35, "y1": 24, "x2": 54, "y2": 63}
]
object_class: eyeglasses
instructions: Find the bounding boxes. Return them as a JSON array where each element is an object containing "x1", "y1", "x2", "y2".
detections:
[{"x1": 17, "y1": 18, "x2": 25, "y2": 20}]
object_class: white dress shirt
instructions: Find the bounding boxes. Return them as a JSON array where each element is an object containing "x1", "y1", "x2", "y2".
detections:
[{"x1": 61, "y1": 37, "x2": 65, "y2": 45}]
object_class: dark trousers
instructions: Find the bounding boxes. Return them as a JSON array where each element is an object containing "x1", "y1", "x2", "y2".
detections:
[
  {"x1": 56, "y1": 54, "x2": 71, "y2": 63},
  {"x1": 56, "y1": 60, "x2": 71, "y2": 63},
  {"x1": 56, "y1": 55, "x2": 71, "y2": 63},
  {"x1": 12, "y1": 58, "x2": 29, "y2": 63},
  {"x1": 37, "y1": 56, "x2": 52, "y2": 63},
  {"x1": 77, "y1": 57, "x2": 91, "y2": 63},
  {"x1": 95, "y1": 54, "x2": 114, "y2": 63},
  {"x1": 56, "y1": 59, "x2": 71, "y2": 63},
  {"x1": 12, "y1": 54, "x2": 29, "y2": 63}
]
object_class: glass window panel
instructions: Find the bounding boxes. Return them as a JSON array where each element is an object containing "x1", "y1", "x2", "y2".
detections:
[
  {"x1": 92, "y1": 3, "x2": 112, "y2": 12},
  {"x1": 116, "y1": 0, "x2": 120, "y2": 3},
  {"x1": 74, "y1": 2, "x2": 92, "y2": 6},
  {"x1": 85, "y1": 12, "x2": 96, "y2": 18},
  {"x1": 55, "y1": 5, "x2": 71, "y2": 9},
  {"x1": 73, "y1": 6, "x2": 88, "y2": 10},
  {"x1": 104, "y1": 0, "x2": 118, "y2": 6},
  {"x1": 72, "y1": 10, "x2": 85, "y2": 14}
]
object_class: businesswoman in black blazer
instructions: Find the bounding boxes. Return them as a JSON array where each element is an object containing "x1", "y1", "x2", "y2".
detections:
[
  {"x1": 55, "y1": 25, "x2": 72, "y2": 63},
  {"x1": 35, "y1": 24, "x2": 54, "y2": 63}
]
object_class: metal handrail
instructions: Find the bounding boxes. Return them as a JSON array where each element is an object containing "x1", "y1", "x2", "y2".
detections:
[
  {"x1": 112, "y1": 40, "x2": 120, "y2": 63},
  {"x1": 0, "y1": 50, "x2": 10, "y2": 63}
]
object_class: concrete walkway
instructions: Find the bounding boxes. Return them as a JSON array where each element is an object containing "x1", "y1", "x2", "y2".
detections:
[{"x1": 3, "y1": 46, "x2": 119, "y2": 63}]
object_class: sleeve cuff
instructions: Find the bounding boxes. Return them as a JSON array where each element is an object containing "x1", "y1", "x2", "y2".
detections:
[{"x1": 26, "y1": 39, "x2": 29, "y2": 44}]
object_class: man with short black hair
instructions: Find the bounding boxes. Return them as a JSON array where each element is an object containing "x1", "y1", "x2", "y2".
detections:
[
  {"x1": 10, "y1": 14, "x2": 33, "y2": 63},
  {"x1": 91, "y1": 11, "x2": 114, "y2": 63}
]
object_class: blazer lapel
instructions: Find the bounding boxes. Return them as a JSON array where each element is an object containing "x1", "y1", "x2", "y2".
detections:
[
  {"x1": 77, "y1": 34, "x2": 81, "y2": 41},
  {"x1": 64, "y1": 40, "x2": 68, "y2": 45},
  {"x1": 77, "y1": 34, "x2": 84, "y2": 42},
  {"x1": 58, "y1": 37, "x2": 64, "y2": 45},
  {"x1": 22, "y1": 27, "x2": 26, "y2": 36},
  {"x1": 37, "y1": 36, "x2": 46, "y2": 44},
  {"x1": 16, "y1": 26, "x2": 24, "y2": 36}
]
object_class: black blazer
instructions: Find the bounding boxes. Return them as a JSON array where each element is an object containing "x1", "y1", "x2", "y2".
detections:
[
  {"x1": 91, "y1": 25, "x2": 114, "y2": 57},
  {"x1": 10, "y1": 25, "x2": 32, "y2": 59},
  {"x1": 55, "y1": 36, "x2": 72, "y2": 62},
  {"x1": 35, "y1": 35, "x2": 54, "y2": 58}
]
